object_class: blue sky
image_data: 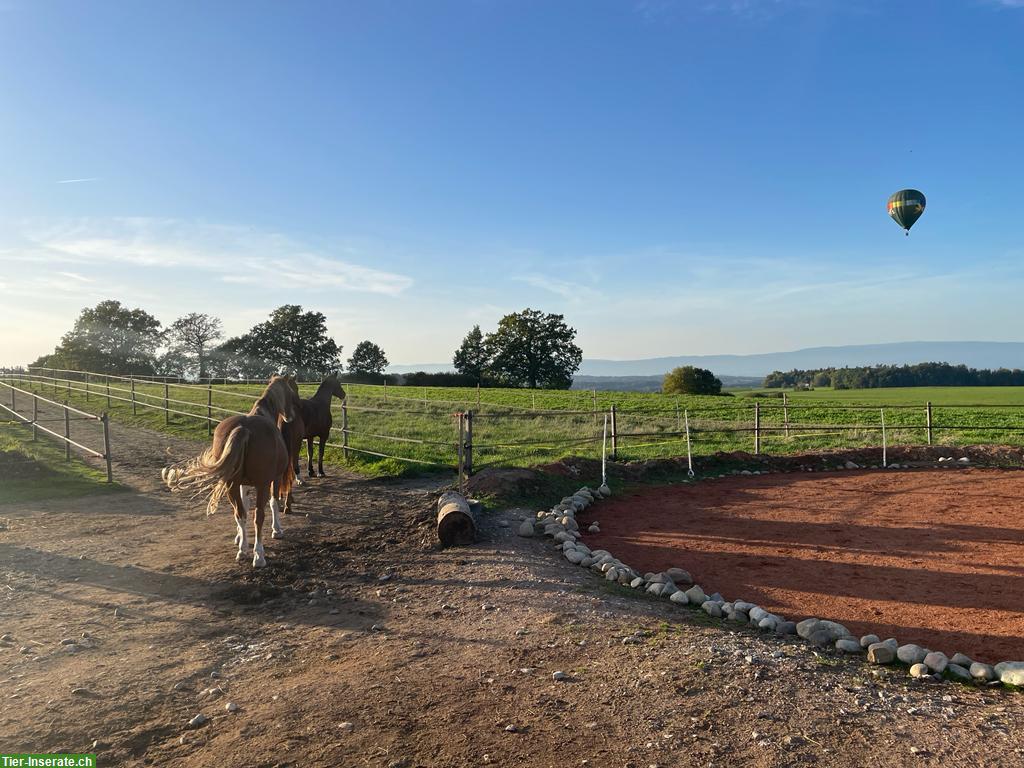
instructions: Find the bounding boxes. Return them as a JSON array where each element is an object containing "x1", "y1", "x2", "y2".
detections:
[{"x1": 2, "y1": 0, "x2": 1023, "y2": 367}]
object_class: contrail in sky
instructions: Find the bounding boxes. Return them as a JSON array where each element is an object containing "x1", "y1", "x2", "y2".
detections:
[{"x1": 56, "y1": 177, "x2": 98, "y2": 184}]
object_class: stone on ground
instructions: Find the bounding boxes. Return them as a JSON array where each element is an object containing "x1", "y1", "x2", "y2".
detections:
[
  {"x1": 923, "y1": 652, "x2": 949, "y2": 674},
  {"x1": 897, "y1": 644, "x2": 927, "y2": 665},
  {"x1": 994, "y1": 661, "x2": 1024, "y2": 686},
  {"x1": 867, "y1": 643, "x2": 895, "y2": 664}
]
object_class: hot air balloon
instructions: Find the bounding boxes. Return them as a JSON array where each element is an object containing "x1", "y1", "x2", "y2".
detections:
[{"x1": 888, "y1": 189, "x2": 926, "y2": 235}]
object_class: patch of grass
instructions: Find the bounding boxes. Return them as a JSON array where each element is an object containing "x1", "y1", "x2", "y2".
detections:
[
  {"x1": 16, "y1": 376, "x2": 1024, "y2": 479},
  {"x1": 0, "y1": 422, "x2": 125, "y2": 504}
]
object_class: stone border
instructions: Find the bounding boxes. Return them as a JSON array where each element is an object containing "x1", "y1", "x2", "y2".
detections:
[{"x1": 517, "y1": 465, "x2": 1024, "y2": 690}]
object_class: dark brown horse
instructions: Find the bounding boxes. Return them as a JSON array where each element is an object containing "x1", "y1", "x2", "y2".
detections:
[
  {"x1": 163, "y1": 375, "x2": 300, "y2": 568},
  {"x1": 281, "y1": 376, "x2": 305, "y2": 514},
  {"x1": 298, "y1": 373, "x2": 346, "y2": 477}
]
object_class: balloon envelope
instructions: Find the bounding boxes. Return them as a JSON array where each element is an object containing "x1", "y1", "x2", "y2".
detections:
[{"x1": 888, "y1": 189, "x2": 926, "y2": 233}]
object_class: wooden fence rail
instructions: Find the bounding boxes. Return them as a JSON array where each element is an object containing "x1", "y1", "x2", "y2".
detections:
[{"x1": 0, "y1": 381, "x2": 113, "y2": 482}]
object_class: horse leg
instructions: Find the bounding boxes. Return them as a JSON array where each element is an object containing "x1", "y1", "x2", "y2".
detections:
[
  {"x1": 230, "y1": 484, "x2": 249, "y2": 562},
  {"x1": 317, "y1": 436, "x2": 326, "y2": 477},
  {"x1": 306, "y1": 437, "x2": 316, "y2": 478},
  {"x1": 270, "y1": 479, "x2": 284, "y2": 539},
  {"x1": 252, "y1": 484, "x2": 270, "y2": 568}
]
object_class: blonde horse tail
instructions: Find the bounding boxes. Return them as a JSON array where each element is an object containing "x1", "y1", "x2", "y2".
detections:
[{"x1": 166, "y1": 426, "x2": 251, "y2": 515}]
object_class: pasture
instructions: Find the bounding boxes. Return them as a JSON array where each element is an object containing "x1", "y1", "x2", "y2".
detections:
[{"x1": 8, "y1": 371, "x2": 1024, "y2": 477}]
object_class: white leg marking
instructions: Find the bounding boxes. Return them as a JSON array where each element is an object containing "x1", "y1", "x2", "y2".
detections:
[
  {"x1": 270, "y1": 497, "x2": 284, "y2": 539},
  {"x1": 252, "y1": 539, "x2": 266, "y2": 568},
  {"x1": 235, "y1": 493, "x2": 250, "y2": 562}
]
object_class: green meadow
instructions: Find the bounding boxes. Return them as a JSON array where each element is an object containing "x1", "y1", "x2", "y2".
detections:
[{"x1": 7, "y1": 374, "x2": 1024, "y2": 476}]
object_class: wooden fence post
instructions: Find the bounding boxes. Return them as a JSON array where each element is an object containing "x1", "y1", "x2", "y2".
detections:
[
  {"x1": 32, "y1": 395, "x2": 38, "y2": 441},
  {"x1": 754, "y1": 401, "x2": 761, "y2": 454},
  {"x1": 131, "y1": 377, "x2": 137, "y2": 415},
  {"x1": 610, "y1": 404, "x2": 618, "y2": 461},
  {"x1": 106, "y1": 377, "x2": 111, "y2": 409},
  {"x1": 477, "y1": 383, "x2": 481, "y2": 409},
  {"x1": 102, "y1": 414, "x2": 113, "y2": 483},
  {"x1": 783, "y1": 392, "x2": 790, "y2": 438},
  {"x1": 52, "y1": 368, "x2": 57, "y2": 395},
  {"x1": 164, "y1": 382, "x2": 169, "y2": 424},
  {"x1": 675, "y1": 401, "x2": 681, "y2": 431},
  {"x1": 384, "y1": 378, "x2": 388, "y2": 402},
  {"x1": 85, "y1": 372, "x2": 90, "y2": 402},
  {"x1": 457, "y1": 412, "x2": 465, "y2": 488},
  {"x1": 341, "y1": 400, "x2": 349, "y2": 461},
  {"x1": 464, "y1": 410, "x2": 473, "y2": 477},
  {"x1": 207, "y1": 385, "x2": 213, "y2": 436},
  {"x1": 64, "y1": 404, "x2": 71, "y2": 461},
  {"x1": 593, "y1": 389, "x2": 598, "y2": 426},
  {"x1": 926, "y1": 401, "x2": 933, "y2": 445}
]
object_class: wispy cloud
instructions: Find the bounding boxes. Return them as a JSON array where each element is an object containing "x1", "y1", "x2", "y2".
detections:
[
  {"x1": 515, "y1": 273, "x2": 602, "y2": 303},
  {"x1": 56, "y1": 177, "x2": 98, "y2": 184},
  {"x1": 13, "y1": 217, "x2": 413, "y2": 296}
]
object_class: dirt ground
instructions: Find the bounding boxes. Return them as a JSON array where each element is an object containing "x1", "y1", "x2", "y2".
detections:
[
  {"x1": 1, "y1": 419, "x2": 1023, "y2": 768},
  {"x1": 582, "y1": 469, "x2": 1024, "y2": 663}
]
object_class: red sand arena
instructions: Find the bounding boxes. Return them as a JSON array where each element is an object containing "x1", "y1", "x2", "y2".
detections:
[{"x1": 582, "y1": 468, "x2": 1024, "y2": 663}]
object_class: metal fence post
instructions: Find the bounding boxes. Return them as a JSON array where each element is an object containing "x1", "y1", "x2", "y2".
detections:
[
  {"x1": 465, "y1": 409, "x2": 473, "y2": 477},
  {"x1": 926, "y1": 401, "x2": 933, "y2": 445},
  {"x1": 881, "y1": 408, "x2": 887, "y2": 467},
  {"x1": 207, "y1": 385, "x2": 213, "y2": 435},
  {"x1": 754, "y1": 401, "x2": 761, "y2": 454},
  {"x1": 102, "y1": 414, "x2": 113, "y2": 483},
  {"x1": 164, "y1": 382, "x2": 169, "y2": 424},
  {"x1": 610, "y1": 404, "x2": 618, "y2": 461},
  {"x1": 341, "y1": 400, "x2": 349, "y2": 461},
  {"x1": 64, "y1": 404, "x2": 71, "y2": 461}
]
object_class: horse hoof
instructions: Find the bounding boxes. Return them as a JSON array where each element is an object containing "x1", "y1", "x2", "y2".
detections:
[
  {"x1": 252, "y1": 555, "x2": 267, "y2": 568},
  {"x1": 272, "y1": 528, "x2": 284, "y2": 539},
  {"x1": 236, "y1": 550, "x2": 245, "y2": 562},
  {"x1": 294, "y1": 477, "x2": 303, "y2": 487},
  {"x1": 318, "y1": 471, "x2": 326, "y2": 478},
  {"x1": 308, "y1": 471, "x2": 316, "y2": 479}
]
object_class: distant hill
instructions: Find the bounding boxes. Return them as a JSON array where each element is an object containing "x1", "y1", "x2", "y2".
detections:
[
  {"x1": 576, "y1": 342, "x2": 1024, "y2": 378},
  {"x1": 389, "y1": 342, "x2": 1024, "y2": 380}
]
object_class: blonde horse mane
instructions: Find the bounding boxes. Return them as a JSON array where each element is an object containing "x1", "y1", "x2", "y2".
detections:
[{"x1": 252, "y1": 375, "x2": 298, "y2": 423}]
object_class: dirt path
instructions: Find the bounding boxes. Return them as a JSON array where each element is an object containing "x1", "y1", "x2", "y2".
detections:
[{"x1": 1, "y1": 419, "x2": 1022, "y2": 767}]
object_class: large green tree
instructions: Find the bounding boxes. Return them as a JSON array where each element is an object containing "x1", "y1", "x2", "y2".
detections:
[
  {"x1": 164, "y1": 312, "x2": 223, "y2": 379},
  {"x1": 211, "y1": 305, "x2": 341, "y2": 380},
  {"x1": 33, "y1": 300, "x2": 163, "y2": 374},
  {"x1": 484, "y1": 309, "x2": 582, "y2": 389},
  {"x1": 347, "y1": 340, "x2": 389, "y2": 377},
  {"x1": 663, "y1": 366, "x2": 722, "y2": 395},
  {"x1": 453, "y1": 325, "x2": 489, "y2": 384}
]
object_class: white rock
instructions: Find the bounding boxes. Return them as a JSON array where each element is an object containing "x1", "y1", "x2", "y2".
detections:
[
  {"x1": 669, "y1": 590, "x2": 689, "y2": 605},
  {"x1": 629, "y1": 577, "x2": 645, "y2": 589},
  {"x1": 994, "y1": 661, "x2": 1024, "y2": 686},
  {"x1": 897, "y1": 644, "x2": 927, "y2": 665},
  {"x1": 909, "y1": 663, "x2": 929, "y2": 678},
  {"x1": 859, "y1": 634, "x2": 880, "y2": 648},
  {"x1": 187, "y1": 714, "x2": 208, "y2": 729},
  {"x1": 684, "y1": 585, "x2": 707, "y2": 605},
  {"x1": 552, "y1": 671, "x2": 568, "y2": 681},
  {"x1": 836, "y1": 638, "x2": 862, "y2": 653},
  {"x1": 970, "y1": 662, "x2": 996, "y2": 681},
  {"x1": 225, "y1": 702, "x2": 239, "y2": 712},
  {"x1": 588, "y1": 524, "x2": 600, "y2": 534},
  {"x1": 565, "y1": 549, "x2": 586, "y2": 565},
  {"x1": 598, "y1": 483, "x2": 611, "y2": 497},
  {"x1": 923, "y1": 651, "x2": 949, "y2": 673}
]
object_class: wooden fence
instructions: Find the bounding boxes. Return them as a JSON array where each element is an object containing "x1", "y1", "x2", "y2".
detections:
[
  {"x1": 6, "y1": 368, "x2": 1024, "y2": 482},
  {"x1": 0, "y1": 380, "x2": 113, "y2": 482}
]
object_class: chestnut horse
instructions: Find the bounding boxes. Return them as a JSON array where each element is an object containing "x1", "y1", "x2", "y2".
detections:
[
  {"x1": 297, "y1": 373, "x2": 346, "y2": 478},
  {"x1": 164, "y1": 375, "x2": 300, "y2": 568}
]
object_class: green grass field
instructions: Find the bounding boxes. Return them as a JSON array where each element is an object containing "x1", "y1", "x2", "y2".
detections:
[
  {"x1": 6, "y1": 373, "x2": 1024, "y2": 476},
  {"x1": 0, "y1": 421, "x2": 124, "y2": 504}
]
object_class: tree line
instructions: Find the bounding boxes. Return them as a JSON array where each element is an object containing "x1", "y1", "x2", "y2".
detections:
[
  {"x1": 763, "y1": 362, "x2": 1024, "y2": 390},
  {"x1": 30, "y1": 300, "x2": 583, "y2": 389}
]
